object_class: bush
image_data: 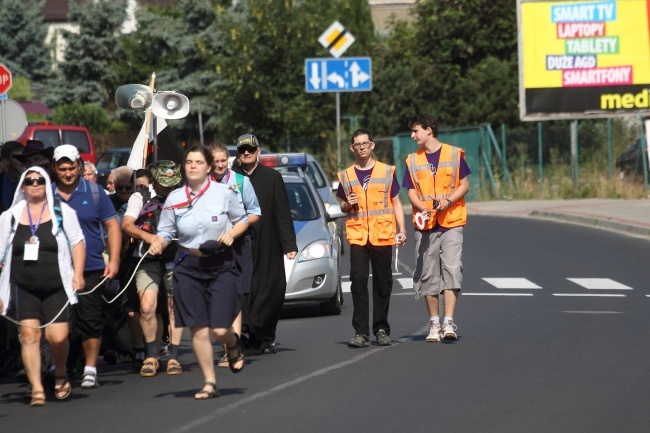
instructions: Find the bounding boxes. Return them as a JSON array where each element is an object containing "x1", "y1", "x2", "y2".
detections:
[{"x1": 51, "y1": 104, "x2": 112, "y2": 134}]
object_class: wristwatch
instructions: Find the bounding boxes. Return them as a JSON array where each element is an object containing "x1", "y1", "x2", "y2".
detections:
[{"x1": 446, "y1": 198, "x2": 453, "y2": 207}]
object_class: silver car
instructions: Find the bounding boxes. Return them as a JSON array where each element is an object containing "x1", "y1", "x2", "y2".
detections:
[{"x1": 259, "y1": 154, "x2": 346, "y2": 315}]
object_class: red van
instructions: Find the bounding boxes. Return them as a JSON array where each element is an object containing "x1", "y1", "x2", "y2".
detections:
[{"x1": 16, "y1": 123, "x2": 97, "y2": 164}]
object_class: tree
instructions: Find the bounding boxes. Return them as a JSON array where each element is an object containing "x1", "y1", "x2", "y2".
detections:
[
  {"x1": 367, "y1": 0, "x2": 519, "y2": 132},
  {"x1": 206, "y1": 0, "x2": 376, "y2": 148},
  {"x1": 7, "y1": 76, "x2": 35, "y2": 101},
  {"x1": 0, "y1": 0, "x2": 52, "y2": 82},
  {"x1": 52, "y1": 103, "x2": 112, "y2": 134},
  {"x1": 112, "y1": 0, "x2": 226, "y2": 137},
  {"x1": 44, "y1": 0, "x2": 127, "y2": 107}
]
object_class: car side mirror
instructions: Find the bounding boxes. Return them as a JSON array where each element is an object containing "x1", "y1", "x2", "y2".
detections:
[{"x1": 325, "y1": 202, "x2": 345, "y2": 221}]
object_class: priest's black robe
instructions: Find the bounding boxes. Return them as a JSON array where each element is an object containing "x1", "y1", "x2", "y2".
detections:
[{"x1": 233, "y1": 163, "x2": 297, "y2": 348}]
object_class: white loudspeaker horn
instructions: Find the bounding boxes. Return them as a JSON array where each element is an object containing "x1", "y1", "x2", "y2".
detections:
[
  {"x1": 115, "y1": 84, "x2": 153, "y2": 110},
  {"x1": 151, "y1": 91, "x2": 190, "y2": 119}
]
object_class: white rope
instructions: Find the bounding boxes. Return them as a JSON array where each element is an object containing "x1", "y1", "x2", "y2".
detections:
[
  {"x1": 101, "y1": 252, "x2": 150, "y2": 304},
  {"x1": 1, "y1": 253, "x2": 150, "y2": 329}
]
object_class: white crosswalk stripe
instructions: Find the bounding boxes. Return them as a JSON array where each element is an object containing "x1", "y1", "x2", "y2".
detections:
[
  {"x1": 567, "y1": 278, "x2": 633, "y2": 290},
  {"x1": 481, "y1": 278, "x2": 542, "y2": 289}
]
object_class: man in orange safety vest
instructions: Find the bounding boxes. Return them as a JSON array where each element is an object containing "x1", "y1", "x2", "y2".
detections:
[
  {"x1": 337, "y1": 129, "x2": 406, "y2": 349},
  {"x1": 403, "y1": 114, "x2": 471, "y2": 343}
]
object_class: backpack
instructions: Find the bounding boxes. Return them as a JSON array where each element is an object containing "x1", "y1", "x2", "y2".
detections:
[
  {"x1": 134, "y1": 192, "x2": 176, "y2": 261},
  {"x1": 87, "y1": 181, "x2": 106, "y2": 246}
]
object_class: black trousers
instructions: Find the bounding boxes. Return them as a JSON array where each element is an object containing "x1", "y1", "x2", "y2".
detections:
[
  {"x1": 349, "y1": 243, "x2": 393, "y2": 336},
  {"x1": 243, "y1": 282, "x2": 285, "y2": 349}
]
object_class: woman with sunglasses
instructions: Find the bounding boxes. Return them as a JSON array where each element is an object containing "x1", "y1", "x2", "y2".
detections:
[
  {"x1": 0, "y1": 167, "x2": 86, "y2": 407},
  {"x1": 149, "y1": 145, "x2": 249, "y2": 400}
]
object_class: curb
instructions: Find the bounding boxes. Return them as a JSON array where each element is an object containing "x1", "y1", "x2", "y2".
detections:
[{"x1": 530, "y1": 210, "x2": 650, "y2": 239}]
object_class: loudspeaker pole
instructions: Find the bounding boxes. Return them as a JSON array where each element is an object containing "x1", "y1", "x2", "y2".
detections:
[
  {"x1": 153, "y1": 115, "x2": 158, "y2": 163},
  {"x1": 142, "y1": 72, "x2": 156, "y2": 168}
]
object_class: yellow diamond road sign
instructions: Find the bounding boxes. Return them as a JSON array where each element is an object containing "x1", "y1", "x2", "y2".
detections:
[{"x1": 318, "y1": 21, "x2": 355, "y2": 59}]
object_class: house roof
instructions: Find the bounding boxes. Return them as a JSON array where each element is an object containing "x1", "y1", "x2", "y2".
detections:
[{"x1": 42, "y1": 0, "x2": 173, "y2": 22}]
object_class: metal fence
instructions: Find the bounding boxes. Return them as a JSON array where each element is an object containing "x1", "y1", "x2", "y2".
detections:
[{"x1": 392, "y1": 116, "x2": 649, "y2": 201}]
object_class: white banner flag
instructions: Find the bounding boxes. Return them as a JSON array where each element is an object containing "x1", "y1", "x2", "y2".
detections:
[{"x1": 126, "y1": 115, "x2": 168, "y2": 170}]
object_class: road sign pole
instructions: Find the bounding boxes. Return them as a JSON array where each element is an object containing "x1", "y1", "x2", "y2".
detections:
[
  {"x1": 336, "y1": 91, "x2": 341, "y2": 170},
  {"x1": 1, "y1": 100, "x2": 6, "y2": 143}
]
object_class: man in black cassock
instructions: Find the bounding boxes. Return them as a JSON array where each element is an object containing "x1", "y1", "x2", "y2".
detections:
[{"x1": 232, "y1": 134, "x2": 297, "y2": 354}]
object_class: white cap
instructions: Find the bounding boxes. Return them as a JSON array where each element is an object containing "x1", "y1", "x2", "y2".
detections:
[{"x1": 53, "y1": 144, "x2": 80, "y2": 162}]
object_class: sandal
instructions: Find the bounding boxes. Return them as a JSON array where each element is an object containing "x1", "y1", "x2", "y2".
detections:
[
  {"x1": 194, "y1": 382, "x2": 219, "y2": 400},
  {"x1": 54, "y1": 376, "x2": 72, "y2": 400},
  {"x1": 81, "y1": 371, "x2": 99, "y2": 389},
  {"x1": 30, "y1": 391, "x2": 46, "y2": 407},
  {"x1": 140, "y1": 358, "x2": 160, "y2": 377},
  {"x1": 217, "y1": 352, "x2": 229, "y2": 368},
  {"x1": 226, "y1": 334, "x2": 245, "y2": 374},
  {"x1": 166, "y1": 359, "x2": 183, "y2": 375}
]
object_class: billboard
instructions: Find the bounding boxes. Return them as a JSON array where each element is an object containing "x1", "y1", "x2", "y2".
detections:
[{"x1": 518, "y1": 0, "x2": 650, "y2": 120}]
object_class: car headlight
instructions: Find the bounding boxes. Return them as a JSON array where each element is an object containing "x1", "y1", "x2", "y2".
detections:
[{"x1": 298, "y1": 240, "x2": 331, "y2": 262}]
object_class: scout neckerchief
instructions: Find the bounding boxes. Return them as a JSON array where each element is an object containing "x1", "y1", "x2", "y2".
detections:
[{"x1": 163, "y1": 178, "x2": 211, "y2": 211}]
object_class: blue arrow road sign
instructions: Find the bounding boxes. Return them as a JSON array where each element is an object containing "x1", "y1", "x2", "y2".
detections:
[{"x1": 305, "y1": 57, "x2": 372, "y2": 93}]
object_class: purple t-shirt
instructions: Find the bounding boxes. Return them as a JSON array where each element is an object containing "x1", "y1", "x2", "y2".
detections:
[{"x1": 336, "y1": 167, "x2": 400, "y2": 202}]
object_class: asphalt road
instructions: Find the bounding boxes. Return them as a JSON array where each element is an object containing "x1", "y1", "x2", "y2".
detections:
[{"x1": 2, "y1": 216, "x2": 650, "y2": 432}]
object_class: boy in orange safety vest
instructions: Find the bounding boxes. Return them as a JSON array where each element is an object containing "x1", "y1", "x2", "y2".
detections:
[
  {"x1": 337, "y1": 129, "x2": 406, "y2": 348},
  {"x1": 403, "y1": 114, "x2": 471, "y2": 342}
]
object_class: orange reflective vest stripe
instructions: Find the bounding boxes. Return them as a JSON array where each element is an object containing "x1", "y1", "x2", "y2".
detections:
[
  {"x1": 405, "y1": 143, "x2": 467, "y2": 230},
  {"x1": 337, "y1": 161, "x2": 396, "y2": 246}
]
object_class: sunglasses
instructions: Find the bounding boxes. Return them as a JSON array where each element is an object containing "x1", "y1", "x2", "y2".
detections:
[
  {"x1": 116, "y1": 185, "x2": 133, "y2": 192},
  {"x1": 23, "y1": 177, "x2": 47, "y2": 187},
  {"x1": 239, "y1": 145, "x2": 258, "y2": 154}
]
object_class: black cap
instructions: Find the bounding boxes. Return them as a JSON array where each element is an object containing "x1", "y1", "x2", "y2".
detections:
[{"x1": 236, "y1": 134, "x2": 259, "y2": 150}]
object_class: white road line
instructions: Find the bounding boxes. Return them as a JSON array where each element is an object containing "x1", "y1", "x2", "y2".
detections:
[
  {"x1": 567, "y1": 278, "x2": 633, "y2": 290},
  {"x1": 462, "y1": 293, "x2": 534, "y2": 296},
  {"x1": 562, "y1": 311, "x2": 622, "y2": 314},
  {"x1": 170, "y1": 324, "x2": 431, "y2": 432},
  {"x1": 341, "y1": 272, "x2": 404, "y2": 279},
  {"x1": 482, "y1": 278, "x2": 542, "y2": 289},
  {"x1": 552, "y1": 293, "x2": 626, "y2": 297},
  {"x1": 343, "y1": 280, "x2": 413, "y2": 295}
]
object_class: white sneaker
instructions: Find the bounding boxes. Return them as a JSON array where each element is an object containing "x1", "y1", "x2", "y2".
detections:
[
  {"x1": 426, "y1": 321, "x2": 442, "y2": 342},
  {"x1": 442, "y1": 320, "x2": 458, "y2": 340}
]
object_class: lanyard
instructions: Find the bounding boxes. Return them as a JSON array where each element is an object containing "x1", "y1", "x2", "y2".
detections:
[
  {"x1": 163, "y1": 178, "x2": 211, "y2": 211},
  {"x1": 26, "y1": 202, "x2": 47, "y2": 243}
]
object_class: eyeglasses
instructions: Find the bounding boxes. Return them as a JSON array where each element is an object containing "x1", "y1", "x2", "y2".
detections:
[
  {"x1": 136, "y1": 184, "x2": 148, "y2": 191},
  {"x1": 23, "y1": 177, "x2": 47, "y2": 187},
  {"x1": 116, "y1": 185, "x2": 133, "y2": 192},
  {"x1": 25, "y1": 156, "x2": 48, "y2": 165},
  {"x1": 352, "y1": 141, "x2": 372, "y2": 149},
  {"x1": 238, "y1": 145, "x2": 258, "y2": 154}
]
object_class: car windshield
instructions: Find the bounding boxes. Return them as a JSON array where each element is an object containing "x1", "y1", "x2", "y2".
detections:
[
  {"x1": 97, "y1": 152, "x2": 129, "y2": 171},
  {"x1": 62, "y1": 131, "x2": 90, "y2": 153},
  {"x1": 305, "y1": 161, "x2": 328, "y2": 189},
  {"x1": 33, "y1": 131, "x2": 59, "y2": 149},
  {"x1": 285, "y1": 183, "x2": 319, "y2": 221}
]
